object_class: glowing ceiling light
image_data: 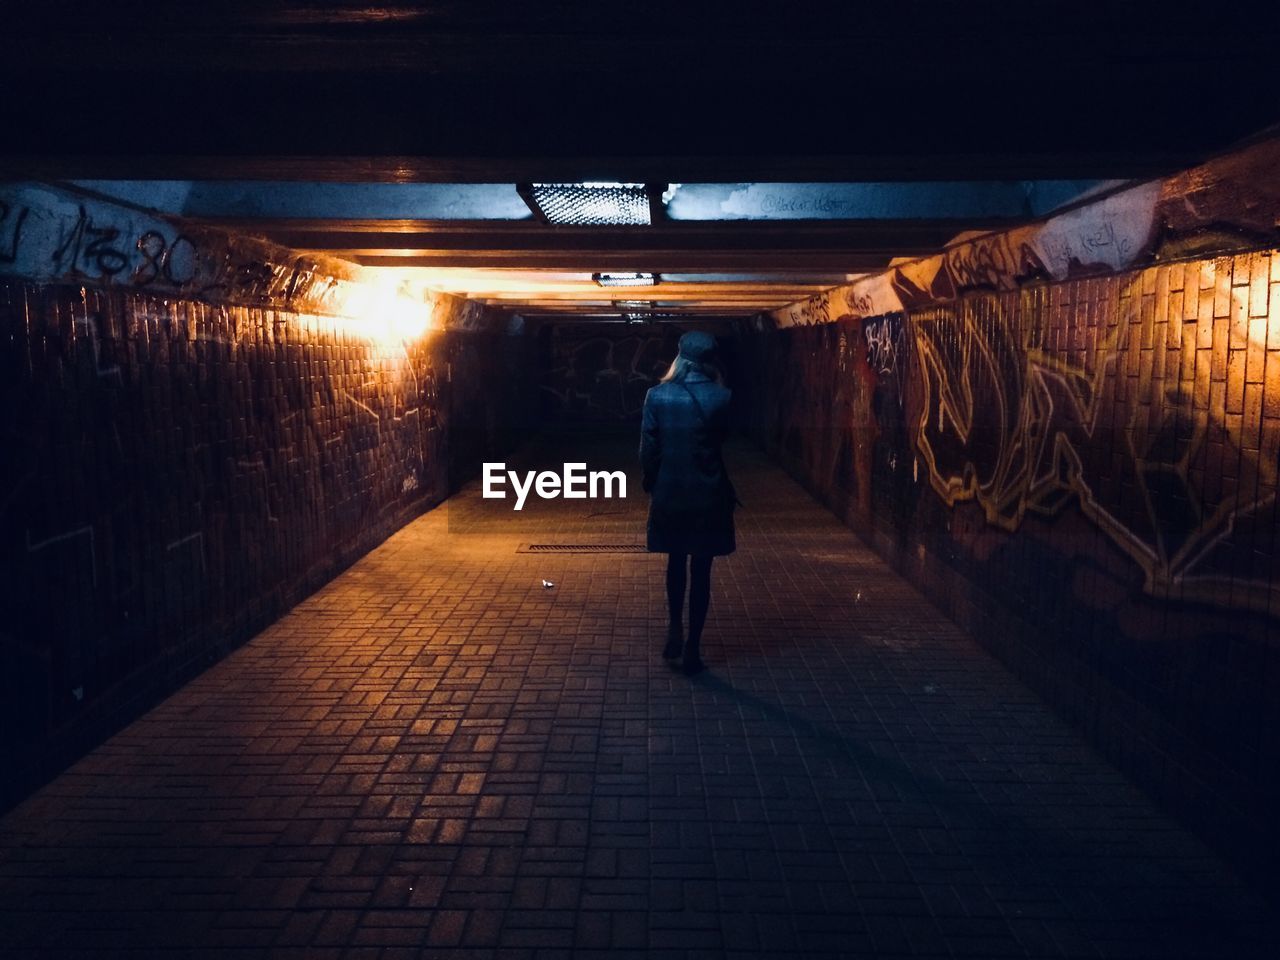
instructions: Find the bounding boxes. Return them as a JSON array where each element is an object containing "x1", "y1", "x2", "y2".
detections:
[
  {"x1": 614, "y1": 299, "x2": 655, "y2": 324},
  {"x1": 528, "y1": 182, "x2": 650, "y2": 226},
  {"x1": 338, "y1": 275, "x2": 433, "y2": 345}
]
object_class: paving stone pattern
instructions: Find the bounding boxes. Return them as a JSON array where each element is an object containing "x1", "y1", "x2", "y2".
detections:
[{"x1": 1, "y1": 440, "x2": 1274, "y2": 959}]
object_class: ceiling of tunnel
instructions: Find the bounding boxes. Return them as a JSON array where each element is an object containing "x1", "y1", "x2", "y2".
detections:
[
  {"x1": 65, "y1": 176, "x2": 1124, "y2": 317},
  {"x1": 6, "y1": 2, "x2": 1279, "y2": 320}
]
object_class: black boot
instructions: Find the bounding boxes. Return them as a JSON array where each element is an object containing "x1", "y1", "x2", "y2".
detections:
[
  {"x1": 684, "y1": 555, "x2": 710, "y2": 675},
  {"x1": 681, "y1": 639, "x2": 705, "y2": 675},
  {"x1": 662, "y1": 623, "x2": 683, "y2": 660}
]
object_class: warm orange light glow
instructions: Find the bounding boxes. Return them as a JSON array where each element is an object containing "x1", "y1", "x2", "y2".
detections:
[{"x1": 335, "y1": 273, "x2": 434, "y2": 345}]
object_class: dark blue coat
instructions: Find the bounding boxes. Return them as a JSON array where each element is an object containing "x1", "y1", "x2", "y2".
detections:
[{"x1": 639, "y1": 371, "x2": 737, "y2": 556}]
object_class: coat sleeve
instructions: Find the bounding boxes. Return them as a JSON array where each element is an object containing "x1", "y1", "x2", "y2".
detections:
[
  {"x1": 639, "y1": 390, "x2": 661, "y2": 493},
  {"x1": 713, "y1": 388, "x2": 731, "y2": 443},
  {"x1": 714, "y1": 388, "x2": 741, "y2": 506}
]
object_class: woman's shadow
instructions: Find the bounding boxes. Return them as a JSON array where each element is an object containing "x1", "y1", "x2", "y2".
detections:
[{"x1": 683, "y1": 670, "x2": 1273, "y2": 953}]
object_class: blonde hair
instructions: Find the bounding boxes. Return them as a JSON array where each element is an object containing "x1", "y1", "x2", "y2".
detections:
[{"x1": 660, "y1": 355, "x2": 722, "y2": 385}]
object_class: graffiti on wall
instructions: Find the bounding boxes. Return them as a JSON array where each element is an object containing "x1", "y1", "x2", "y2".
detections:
[
  {"x1": 752, "y1": 145, "x2": 1280, "y2": 868},
  {"x1": 1, "y1": 184, "x2": 507, "y2": 339},
  {"x1": 751, "y1": 313, "x2": 919, "y2": 528},
  {"x1": 1, "y1": 185, "x2": 370, "y2": 318},
  {"x1": 775, "y1": 182, "x2": 1164, "y2": 327},
  {"x1": 772, "y1": 138, "x2": 1280, "y2": 330},
  {"x1": 0, "y1": 180, "x2": 516, "y2": 808},
  {"x1": 859, "y1": 314, "x2": 915, "y2": 526},
  {"x1": 864, "y1": 313, "x2": 905, "y2": 385},
  {"x1": 1, "y1": 275, "x2": 510, "y2": 787},
  {"x1": 912, "y1": 256, "x2": 1279, "y2": 612},
  {"x1": 895, "y1": 187, "x2": 1159, "y2": 309},
  {"x1": 541, "y1": 326, "x2": 677, "y2": 419}
]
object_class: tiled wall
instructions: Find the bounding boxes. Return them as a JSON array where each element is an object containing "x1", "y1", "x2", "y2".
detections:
[
  {"x1": 747, "y1": 251, "x2": 1280, "y2": 881},
  {"x1": 532, "y1": 321, "x2": 751, "y2": 430},
  {"x1": 0, "y1": 280, "x2": 512, "y2": 807},
  {"x1": 534, "y1": 322, "x2": 682, "y2": 423}
]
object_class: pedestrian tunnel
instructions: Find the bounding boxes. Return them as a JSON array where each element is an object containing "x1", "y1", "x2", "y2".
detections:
[{"x1": 3, "y1": 137, "x2": 1280, "y2": 945}]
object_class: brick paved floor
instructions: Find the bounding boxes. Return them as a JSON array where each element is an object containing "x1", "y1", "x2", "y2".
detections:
[{"x1": 2, "y1": 436, "x2": 1276, "y2": 959}]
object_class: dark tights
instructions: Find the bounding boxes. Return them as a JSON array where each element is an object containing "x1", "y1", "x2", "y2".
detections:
[{"x1": 666, "y1": 553, "x2": 713, "y2": 650}]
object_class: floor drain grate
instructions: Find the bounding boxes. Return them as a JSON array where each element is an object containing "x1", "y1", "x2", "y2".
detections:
[{"x1": 518, "y1": 543, "x2": 648, "y2": 554}]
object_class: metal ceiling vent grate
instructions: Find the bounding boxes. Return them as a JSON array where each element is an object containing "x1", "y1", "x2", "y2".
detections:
[
  {"x1": 528, "y1": 182, "x2": 650, "y2": 226},
  {"x1": 517, "y1": 543, "x2": 648, "y2": 554},
  {"x1": 594, "y1": 272, "x2": 659, "y2": 286}
]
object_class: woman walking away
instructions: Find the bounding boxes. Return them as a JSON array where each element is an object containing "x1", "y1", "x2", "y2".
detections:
[{"x1": 639, "y1": 330, "x2": 738, "y2": 676}]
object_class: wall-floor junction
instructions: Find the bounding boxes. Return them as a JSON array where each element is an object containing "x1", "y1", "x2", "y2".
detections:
[
  {"x1": 747, "y1": 141, "x2": 1280, "y2": 885},
  {"x1": 0, "y1": 184, "x2": 514, "y2": 808}
]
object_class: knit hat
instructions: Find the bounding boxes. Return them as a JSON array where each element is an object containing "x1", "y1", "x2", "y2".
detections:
[{"x1": 677, "y1": 330, "x2": 716, "y2": 361}]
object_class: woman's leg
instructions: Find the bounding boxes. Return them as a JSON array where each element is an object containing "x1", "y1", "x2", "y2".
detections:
[
  {"x1": 684, "y1": 555, "x2": 714, "y2": 672},
  {"x1": 664, "y1": 552, "x2": 688, "y2": 657}
]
